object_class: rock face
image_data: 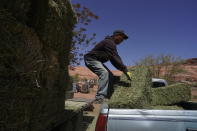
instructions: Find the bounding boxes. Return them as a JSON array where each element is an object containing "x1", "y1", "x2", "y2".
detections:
[
  {"x1": 69, "y1": 58, "x2": 197, "y2": 84},
  {"x1": 69, "y1": 66, "x2": 123, "y2": 80},
  {"x1": 0, "y1": 0, "x2": 76, "y2": 130},
  {"x1": 184, "y1": 58, "x2": 197, "y2": 65},
  {"x1": 69, "y1": 66, "x2": 98, "y2": 79},
  {"x1": 177, "y1": 58, "x2": 197, "y2": 83}
]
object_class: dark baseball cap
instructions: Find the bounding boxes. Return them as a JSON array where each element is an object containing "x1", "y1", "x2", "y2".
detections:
[{"x1": 113, "y1": 30, "x2": 128, "y2": 39}]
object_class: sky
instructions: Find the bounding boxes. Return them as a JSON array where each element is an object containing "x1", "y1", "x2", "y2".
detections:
[{"x1": 71, "y1": 0, "x2": 197, "y2": 70}]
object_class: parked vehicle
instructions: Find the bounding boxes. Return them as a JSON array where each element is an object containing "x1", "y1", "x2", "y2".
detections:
[
  {"x1": 151, "y1": 78, "x2": 168, "y2": 88},
  {"x1": 95, "y1": 79, "x2": 197, "y2": 131}
]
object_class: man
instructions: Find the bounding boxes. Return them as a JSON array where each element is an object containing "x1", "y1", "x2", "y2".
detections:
[{"x1": 84, "y1": 30, "x2": 132, "y2": 103}]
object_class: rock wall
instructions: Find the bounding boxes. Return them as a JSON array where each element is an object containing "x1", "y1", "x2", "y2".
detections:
[{"x1": 0, "y1": 0, "x2": 76, "y2": 130}]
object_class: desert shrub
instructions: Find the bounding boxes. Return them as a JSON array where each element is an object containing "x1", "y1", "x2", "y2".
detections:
[{"x1": 136, "y1": 54, "x2": 185, "y2": 84}]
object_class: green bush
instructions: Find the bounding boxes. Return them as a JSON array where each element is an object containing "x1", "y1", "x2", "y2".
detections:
[{"x1": 135, "y1": 54, "x2": 185, "y2": 84}]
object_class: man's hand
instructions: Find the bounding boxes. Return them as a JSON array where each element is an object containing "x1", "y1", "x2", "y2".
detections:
[{"x1": 126, "y1": 72, "x2": 132, "y2": 80}]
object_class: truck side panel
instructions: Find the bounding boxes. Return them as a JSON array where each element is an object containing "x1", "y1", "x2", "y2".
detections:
[{"x1": 107, "y1": 109, "x2": 197, "y2": 131}]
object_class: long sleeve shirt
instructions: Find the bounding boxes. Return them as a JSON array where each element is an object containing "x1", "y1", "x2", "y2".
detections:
[{"x1": 84, "y1": 36, "x2": 128, "y2": 73}]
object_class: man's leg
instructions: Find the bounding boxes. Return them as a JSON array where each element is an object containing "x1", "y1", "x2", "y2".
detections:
[
  {"x1": 103, "y1": 64, "x2": 114, "y2": 99},
  {"x1": 84, "y1": 60, "x2": 112, "y2": 100}
]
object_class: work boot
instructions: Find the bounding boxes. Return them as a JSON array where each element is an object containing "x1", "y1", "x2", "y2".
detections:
[
  {"x1": 93, "y1": 98, "x2": 104, "y2": 104},
  {"x1": 93, "y1": 98, "x2": 109, "y2": 104}
]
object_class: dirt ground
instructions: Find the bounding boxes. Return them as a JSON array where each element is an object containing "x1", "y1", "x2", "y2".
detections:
[{"x1": 74, "y1": 88, "x2": 96, "y2": 100}]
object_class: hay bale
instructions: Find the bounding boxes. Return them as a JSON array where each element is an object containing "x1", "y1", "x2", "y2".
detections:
[
  {"x1": 0, "y1": 0, "x2": 31, "y2": 23},
  {"x1": 0, "y1": 0, "x2": 77, "y2": 130},
  {"x1": 0, "y1": 10, "x2": 54, "y2": 130},
  {"x1": 151, "y1": 83, "x2": 191, "y2": 106},
  {"x1": 109, "y1": 66, "x2": 152, "y2": 109},
  {"x1": 0, "y1": 9, "x2": 44, "y2": 89},
  {"x1": 109, "y1": 65, "x2": 191, "y2": 110},
  {"x1": 35, "y1": 0, "x2": 77, "y2": 92}
]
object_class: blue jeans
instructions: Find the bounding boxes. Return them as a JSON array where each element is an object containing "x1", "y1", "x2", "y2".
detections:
[{"x1": 84, "y1": 59, "x2": 114, "y2": 99}]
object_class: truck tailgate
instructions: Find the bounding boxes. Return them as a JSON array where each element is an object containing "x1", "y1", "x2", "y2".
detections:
[{"x1": 107, "y1": 109, "x2": 197, "y2": 131}]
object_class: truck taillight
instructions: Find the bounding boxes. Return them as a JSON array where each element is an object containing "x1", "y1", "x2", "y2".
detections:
[{"x1": 95, "y1": 114, "x2": 107, "y2": 131}]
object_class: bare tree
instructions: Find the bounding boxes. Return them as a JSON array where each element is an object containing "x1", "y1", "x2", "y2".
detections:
[{"x1": 70, "y1": 3, "x2": 99, "y2": 66}]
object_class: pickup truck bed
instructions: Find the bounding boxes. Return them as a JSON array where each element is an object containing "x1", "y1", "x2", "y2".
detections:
[{"x1": 96, "y1": 102, "x2": 197, "y2": 131}]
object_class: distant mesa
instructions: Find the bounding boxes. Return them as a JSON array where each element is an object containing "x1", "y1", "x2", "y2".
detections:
[
  {"x1": 184, "y1": 58, "x2": 197, "y2": 65},
  {"x1": 69, "y1": 58, "x2": 197, "y2": 83}
]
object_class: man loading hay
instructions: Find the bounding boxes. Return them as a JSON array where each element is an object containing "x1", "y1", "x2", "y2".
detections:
[{"x1": 84, "y1": 30, "x2": 132, "y2": 103}]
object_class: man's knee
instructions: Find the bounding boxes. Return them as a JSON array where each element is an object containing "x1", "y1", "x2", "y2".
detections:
[{"x1": 101, "y1": 69, "x2": 109, "y2": 77}]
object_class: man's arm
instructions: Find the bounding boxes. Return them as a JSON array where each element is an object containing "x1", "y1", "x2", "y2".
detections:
[
  {"x1": 104, "y1": 41, "x2": 128, "y2": 73},
  {"x1": 104, "y1": 41, "x2": 132, "y2": 80}
]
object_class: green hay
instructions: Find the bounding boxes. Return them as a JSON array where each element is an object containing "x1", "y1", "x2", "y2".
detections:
[
  {"x1": 151, "y1": 83, "x2": 191, "y2": 106},
  {"x1": 0, "y1": 0, "x2": 77, "y2": 130},
  {"x1": 0, "y1": 0, "x2": 31, "y2": 23},
  {"x1": 109, "y1": 66, "x2": 191, "y2": 110},
  {"x1": 109, "y1": 66, "x2": 152, "y2": 109}
]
